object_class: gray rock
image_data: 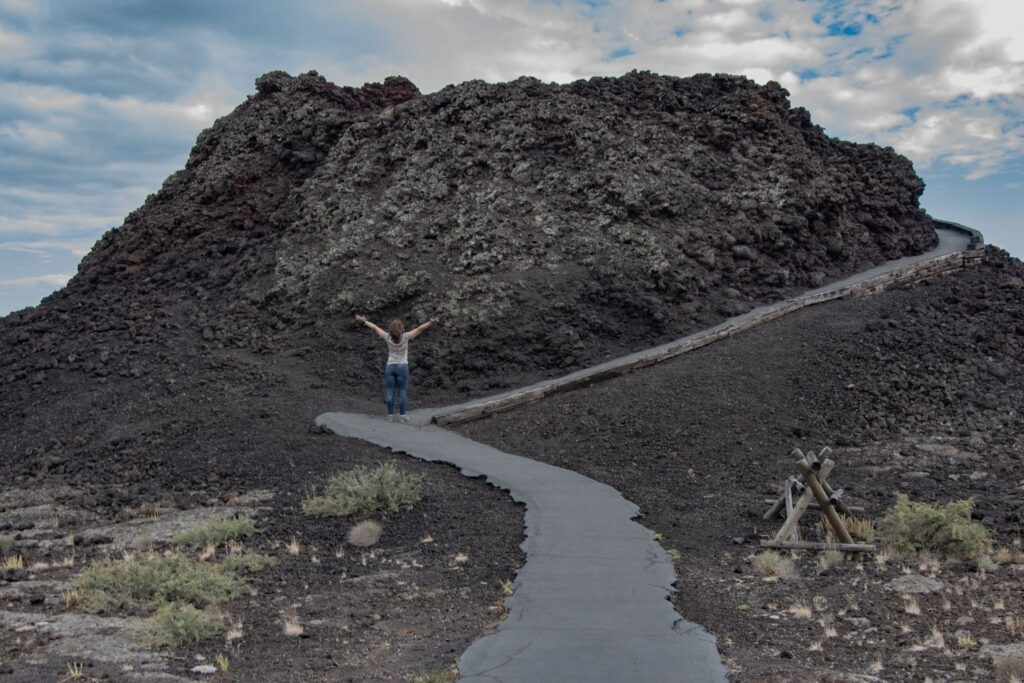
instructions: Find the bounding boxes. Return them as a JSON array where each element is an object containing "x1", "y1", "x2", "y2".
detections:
[
  {"x1": 886, "y1": 574, "x2": 944, "y2": 594},
  {"x1": 981, "y1": 641, "x2": 1024, "y2": 664},
  {"x1": 732, "y1": 245, "x2": 757, "y2": 260},
  {"x1": 190, "y1": 664, "x2": 219, "y2": 675}
]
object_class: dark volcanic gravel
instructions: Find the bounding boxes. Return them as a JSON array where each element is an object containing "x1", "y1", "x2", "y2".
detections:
[{"x1": 459, "y1": 251, "x2": 1024, "y2": 682}]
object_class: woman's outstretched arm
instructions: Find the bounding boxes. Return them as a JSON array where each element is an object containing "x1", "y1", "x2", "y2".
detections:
[
  {"x1": 354, "y1": 314, "x2": 387, "y2": 339},
  {"x1": 408, "y1": 317, "x2": 440, "y2": 339}
]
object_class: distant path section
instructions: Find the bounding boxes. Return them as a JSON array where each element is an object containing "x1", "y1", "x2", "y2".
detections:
[
  {"x1": 315, "y1": 412, "x2": 729, "y2": 682},
  {"x1": 424, "y1": 225, "x2": 980, "y2": 426}
]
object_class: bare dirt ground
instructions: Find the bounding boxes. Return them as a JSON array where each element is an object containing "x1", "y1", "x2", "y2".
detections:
[
  {"x1": 0, "y1": 349, "x2": 524, "y2": 682},
  {"x1": 459, "y1": 252, "x2": 1024, "y2": 682}
]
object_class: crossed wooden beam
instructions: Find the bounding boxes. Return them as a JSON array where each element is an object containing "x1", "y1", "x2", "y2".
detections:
[{"x1": 761, "y1": 447, "x2": 875, "y2": 553}]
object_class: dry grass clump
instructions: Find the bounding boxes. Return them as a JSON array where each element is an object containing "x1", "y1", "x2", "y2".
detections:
[
  {"x1": 752, "y1": 551, "x2": 797, "y2": 579},
  {"x1": 818, "y1": 514, "x2": 875, "y2": 542},
  {"x1": 816, "y1": 550, "x2": 844, "y2": 573},
  {"x1": 219, "y1": 551, "x2": 278, "y2": 574},
  {"x1": 303, "y1": 463, "x2": 423, "y2": 517},
  {"x1": 415, "y1": 668, "x2": 458, "y2": 683},
  {"x1": 875, "y1": 493, "x2": 990, "y2": 560},
  {"x1": 282, "y1": 615, "x2": 304, "y2": 637},
  {"x1": 788, "y1": 601, "x2": 813, "y2": 619},
  {"x1": 1, "y1": 554, "x2": 24, "y2": 570},
  {"x1": 172, "y1": 516, "x2": 259, "y2": 548},
  {"x1": 995, "y1": 547, "x2": 1024, "y2": 565},
  {"x1": 996, "y1": 655, "x2": 1024, "y2": 683},
  {"x1": 346, "y1": 520, "x2": 383, "y2": 547}
]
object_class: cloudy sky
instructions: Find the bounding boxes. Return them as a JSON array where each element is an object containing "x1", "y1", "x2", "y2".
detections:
[{"x1": 1, "y1": 0, "x2": 1021, "y2": 314}]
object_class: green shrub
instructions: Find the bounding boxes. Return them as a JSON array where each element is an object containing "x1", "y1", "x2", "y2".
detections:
[
  {"x1": 875, "y1": 493, "x2": 991, "y2": 560},
  {"x1": 220, "y1": 551, "x2": 278, "y2": 574},
  {"x1": 414, "y1": 668, "x2": 458, "y2": 683},
  {"x1": 148, "y1": 602, "x2": 223, "y2": 647},
  {"x1": 172, "y1": 516, "x2": 258, "y2": 547},
  {"x1": 76, "y1": 552, "x2": 249, "y2": 613},
  {"x1": 303, "y1": 463, "x2": 424, "y2": 517}
]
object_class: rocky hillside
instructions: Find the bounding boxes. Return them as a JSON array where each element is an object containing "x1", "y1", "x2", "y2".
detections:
[{"x1": 3, "y1": 69, "x2": 936, "y2": 399}]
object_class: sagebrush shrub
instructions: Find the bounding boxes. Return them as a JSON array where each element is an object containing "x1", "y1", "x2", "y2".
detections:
[
  {"x1": 76, "y1": 552, "x2": 248, "y2": 613},
  {"x1": 302, "y1": 463, "x2": 423, "y2": 517},
  {"x1": 149, "y1": 602, "x2": 223, "y2": 647},
  {"x1": 875, "y1": 493, "x2": 990, "y2": 560},
  {"x1": 172, "y1": 516, "x2": 258, "y2": 547}
]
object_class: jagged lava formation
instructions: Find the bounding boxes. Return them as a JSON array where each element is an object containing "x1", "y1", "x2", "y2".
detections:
[{"x1": 5, "y1": 69, "x2": 936, "y2": 398}]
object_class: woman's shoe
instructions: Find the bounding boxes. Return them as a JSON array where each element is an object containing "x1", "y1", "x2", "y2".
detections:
[
  {"x1": 399, "y1": 414, "x2": 411, "y2": 423},
  {"x1": 386, "y1": 415, "x2": 394, "y2": 422}
]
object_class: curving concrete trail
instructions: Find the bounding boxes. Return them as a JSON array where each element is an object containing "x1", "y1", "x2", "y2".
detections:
[
  {"x1": 316, "y1": 224, "x2": 980, "y2": 682},
  {"x1": 315, "y1": 412, "x2": 727, "y2": 681}
]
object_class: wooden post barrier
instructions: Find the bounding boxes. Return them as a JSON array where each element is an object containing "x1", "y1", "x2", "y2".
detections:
[
  {"x1": 796, "y1": 459, "x2": 855, "y2": 546},
  {"x1": 762, "y1": 448, "x2": 875, "y2": 553}
]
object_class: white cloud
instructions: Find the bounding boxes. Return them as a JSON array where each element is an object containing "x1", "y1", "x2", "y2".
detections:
[
  {"x1": 0, "y1": 23, "x2": 34, "y2": 59},
  {"x1": 0, "y1": 273, "x2": 72, "y2": 287},
  {"x1": 0, "y1": 120, "x2": 65, "y2": 147},
  {"x1": 0, "y1": 239, "x2": 94, "y2": 256}
]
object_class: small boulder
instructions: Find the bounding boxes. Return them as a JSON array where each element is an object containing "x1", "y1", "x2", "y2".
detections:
[{"x1": 886, "y1": 574, "x2": 944, "y2": 594}]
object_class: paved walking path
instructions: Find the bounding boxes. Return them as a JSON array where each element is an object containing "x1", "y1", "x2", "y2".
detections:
[
  {"x1": 316, "y1": 225, "x2": 979, "y2": 682},
  {"x1": 315, "y1": 412, "x2": 729, "y2": 682}
]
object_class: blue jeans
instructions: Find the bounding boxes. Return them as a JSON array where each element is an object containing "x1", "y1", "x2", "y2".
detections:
[{"x1": 385, "y1": 363, "x2": 409, "y2": 416}]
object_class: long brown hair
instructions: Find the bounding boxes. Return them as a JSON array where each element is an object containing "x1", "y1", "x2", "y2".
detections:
[{"x1": 389, "y1": 320, "x2": 404, "y2": 343}]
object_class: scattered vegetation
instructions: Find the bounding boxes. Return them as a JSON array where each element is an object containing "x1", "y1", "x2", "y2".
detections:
[
  {"x1": 816, "y1": 549, "x2": 844, "y2": 573},
  {"x1": 817, "y1": 514, "x2": 875, "y2": 543},
  {"x1": 994, "y1": 547, "x2": 1024, "y2": 565},
  {"x1": 978, "y1": 554, "x2": 999, "y2": 572},
  {"x1": 172, "y1": 516, "x2": 259, "y2": 548},
  {"x1": 302, "y1": 463, "x2": 423, "y2": 517},
  {"x1": 61, "y1": 589, "x2": 82, "y2": 609},
  {"x1": 1, "y1": 554, "x2": 24, "y2": 570},
  {"x1": 996, "y1": 654, "x2": 1024, "y2": 683},
  {"x1": 752, "y1": 551, "x2": 797, "y2": 579},
  {"x1": 73, "y1": 548, "x2": 274, "y2": 647},
  {"x1": 499, "y1": 578, "x2": 514, "y2": 596},
  {"x1": 76, "y1": 552, "x2": 248, "y2": 613},
  {"x1": 346, "y1": 520, "x2": 383, "y2": 547},
  {"x1": 149, "y1": 602, "x2": 224, "y2": 647},
  {"x1": 875, "y1": 494, "x2": 991, "y2": 560},
  {"x1": 788, "y1": 602, "x2": 813, "y2": 619},
  {"x1": 956, "y1": 632, "x2": 976, "y2": 649},
  {"x1": 282, "y1": 614, "x2": 304, "y2": 637},
  {"x1": 66, "y1": 661, "x2": 84, "y2": 680},
  {"x1": 415, "y1": 667, "x2": 458, "y2": 683},
  {"x1": 220, "y1": 551, "x2": 277, "y2": 574},
  {"x1": 215, "y1": 653, "x2": 230, "y2": 673}
]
